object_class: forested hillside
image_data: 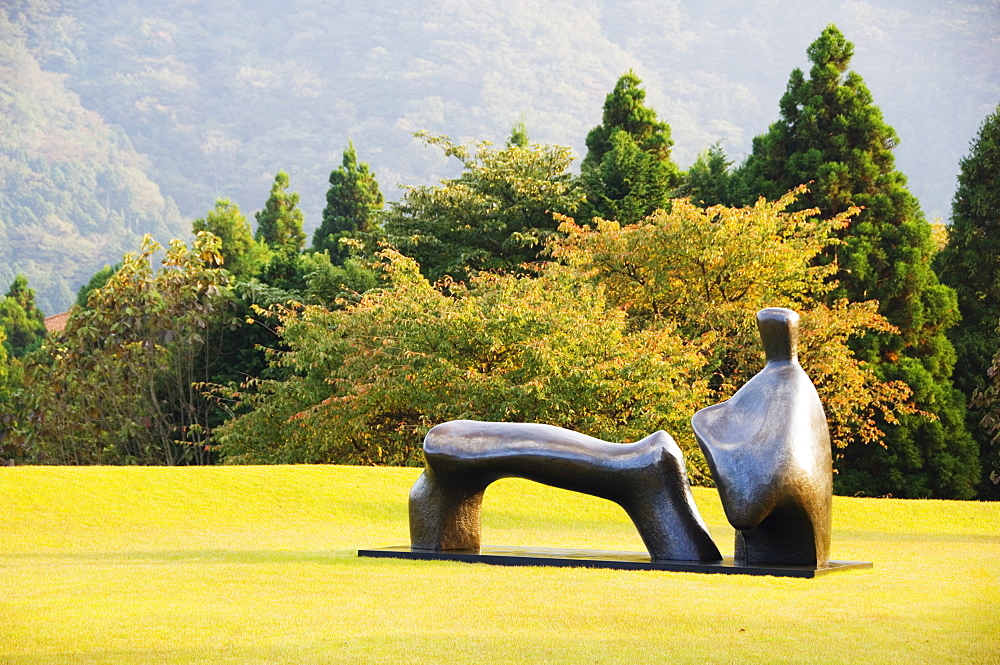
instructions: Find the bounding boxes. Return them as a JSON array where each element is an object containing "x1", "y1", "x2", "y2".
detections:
[
  {"x1": 2, "y1": 0, "x2": 996, "y2": 312},
  {"x1": 0, "y1": 9, "x2": 186, "y2": 313}
]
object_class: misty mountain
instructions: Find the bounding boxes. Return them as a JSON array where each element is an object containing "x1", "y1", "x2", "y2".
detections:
[
  {"x1": 0, "y1": 9, "x2": 186, "y2": 314},
  {"x1": 3, "y1": 0, "x2": 998, "y2": 313}
]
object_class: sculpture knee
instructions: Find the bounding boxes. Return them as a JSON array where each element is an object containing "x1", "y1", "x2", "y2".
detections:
[{"x1": 624, "y1": 434, "x2": 721, "y2": 562}]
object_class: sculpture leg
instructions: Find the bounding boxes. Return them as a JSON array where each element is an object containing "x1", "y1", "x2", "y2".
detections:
[
  {"x1": 734, "y1": 504, "x2": 818, "y2": 566},
  {"x1": 409, "y1": 469, "x2": 486, "y2": 551},
  {"x1": 621, "y1": 440, "x2": 722, "y2": 562}
]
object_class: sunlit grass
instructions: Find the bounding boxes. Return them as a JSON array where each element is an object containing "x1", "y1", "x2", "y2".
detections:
[{"x1": 2, "y1": 466, "x2": 998, "y2": 663}]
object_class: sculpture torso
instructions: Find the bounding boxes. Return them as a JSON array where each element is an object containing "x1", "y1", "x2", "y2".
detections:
[{"x1": 692, "y1": 308, "x2": 832, "y2": 566}]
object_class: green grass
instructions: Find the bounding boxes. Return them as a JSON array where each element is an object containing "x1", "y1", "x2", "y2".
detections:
[{"x1": 2, "y1": 465, "x2": 998, "y2": 664}]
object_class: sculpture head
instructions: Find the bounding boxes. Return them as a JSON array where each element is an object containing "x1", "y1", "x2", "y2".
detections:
[{"x1": 756, "y1": 307, "x2": 799, "y2": 363}]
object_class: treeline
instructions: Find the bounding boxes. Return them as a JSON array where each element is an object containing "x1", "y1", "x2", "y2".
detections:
[{"x1": 2, "y1": 26, "x2": 998, "y2": 500}]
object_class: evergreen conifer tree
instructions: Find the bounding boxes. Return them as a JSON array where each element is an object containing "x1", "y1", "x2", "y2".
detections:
[
  {"x1": 0, "y1": 275, "x2": 46, "y2": 358},
  {"x1": 676, "y1": 143, "x2": 734, "y2": 207},
  {"x1": 735, "y1": 25, "x2": 978, "y2": 498},
  {"x1": 312, "y1": 143, "x2": 384, "y2": 264},
  {"x1": 580, "y1": 71, "x2": 680, "y2": 224},
  {"x1": 507, "y1": 120, "x2": 530, "y2": 148},
  {"x1": 255, "y1": 171, "x2": 306, "y2": 255},
  {"x1": 935, "y1": 105, "x2": 1000, "y2": 496}
]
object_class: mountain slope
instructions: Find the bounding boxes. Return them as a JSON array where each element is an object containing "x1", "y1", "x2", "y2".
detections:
[
  {"x1": 0, "y1": 9, "x2": 186, "y2": 313},
  {"x1": 3, "y1": 0, "x2": 998, "y2": 311},
  {"x1": 39, "y1": 0, "x2": 995, "y2": 227}
]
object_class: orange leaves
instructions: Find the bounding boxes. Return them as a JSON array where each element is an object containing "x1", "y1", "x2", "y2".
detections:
[
  {"x1": 213, "y1": 250, "x2": 710, "y2": 473},
  {"x1": 551, "y1": 190, "x2": 911, "y2": 452}
]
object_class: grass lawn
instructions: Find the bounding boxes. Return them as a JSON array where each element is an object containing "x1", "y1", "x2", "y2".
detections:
[{"x1": 2, "y1": 465, "x2": 998, "y2": 664}]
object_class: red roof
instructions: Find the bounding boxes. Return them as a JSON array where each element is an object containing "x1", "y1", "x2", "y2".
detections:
[{"x1": 44, "y1": 312, "x2": 70, "y2": 333}]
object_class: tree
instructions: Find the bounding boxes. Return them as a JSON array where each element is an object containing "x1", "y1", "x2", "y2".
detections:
[
  {"x1": 190, "y1": 199, "x2": 281, "y2": 397},
  {"x1": 552, "y1": 189, "x2": 914, "y2": 460},
  {"x1": 252, "y1": 171, "x2": 309, "y2": 295},
  {"x1": 213, "y1": 250, "x2": 710, "y2": 478},
  {"x1": 971, "y1": 336, "x2": 1000, "y2": 491},
  {"x1": 385, "y1": 132, "x2": 583, "y2": 284},
  {"x1": 11, "y1": 233, "x2": 233, "y2": 465},
  {"x1": 75, "y1": 264, "x2": 119, "y2": 309},
  {"x1": 299, "y1": 251, "x2": 379, "y2": 309},
  {"x1": 193, "y1": 198, "x2": 267, "y2": 278},
  {"x1": 255, "y1": 171, "x2": 306, "y2": 255},
  {"x1": 0, "y1": 327, "x2": 15, "y2": 461},
  {"x1": 733, "y1": 25, "x2": 977, "y2": 499},
  {"x1": 580, "y1": 71, "x2": 680, "y2": 224},
  {"x1": 935, "y1": 105, "x2": 1000, "y2": 396},
  {"x1": 935, "y1": 104, "x2": 1000, "y2": 497},
  {"x1": 507, "y1": 120, "x2": 529, "y2": 148},
  {"x1": 0, "y1": 274, "x2": 47, "y2": 358},
  {"x1": 312, "y1": 142, "x2": 385, "y2": 264},
  {"x1": 676, "y1": 143, "x2": 735, "y2": 207}
]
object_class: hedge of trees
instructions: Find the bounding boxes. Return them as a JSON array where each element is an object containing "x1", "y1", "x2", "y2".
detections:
[{"x1": 2, "y1": 26, "x2": 996, "y2": 499}]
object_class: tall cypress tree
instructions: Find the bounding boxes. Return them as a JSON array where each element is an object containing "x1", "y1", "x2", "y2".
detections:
[
  {"x1": 255, "y1": 171, "x2": 306, "y2": 255},
  {"x1": 254, "y1": 171, "x2": 308, "y2": 293},
  {"x1": 581, "y1": 71, "x2": 679, "y2": 224},
  {"x1": 735, "y1": 25, "x2": 978, "y2": 499},
  {"x1": 312, "y1": 142, "x2": 384, "y2": 264},
  {"x1": 935, "y1": 105, "x2": 1000, "y2": 496}
]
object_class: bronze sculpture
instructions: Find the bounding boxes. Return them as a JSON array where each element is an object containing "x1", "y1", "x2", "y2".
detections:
[
  {"x1": 361, "y1": 306, "x2": 859, "y2": 575},
  {"x1": 409, "y1": 420, "x2": 722, "y2": 562},
  {"x1": 692, "y1": 307, "x2": 832, "y2": 567}
]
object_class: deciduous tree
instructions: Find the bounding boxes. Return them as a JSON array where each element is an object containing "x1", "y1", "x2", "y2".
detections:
[
  {"x1": 193, "y1": 198, "x2": 267, "y2": 278},
  {"x1": 0, "y1": 328, "x2": 15, "y2": 461},
  {"x1": 12, "y1": 233, "x2": 233, "y2": 465},
  {"x1": 214, "y1": 250, "x2": 711, "y2": 479},
  {"x1": 552, "y1": 189, "x2": 913, "y2": 459},
  {"x1": 385, "y1": 132, "x2": 583, "y2": 284},
  {"x1": 75, "y1": 264, "x2": 119, "y2": 309}
]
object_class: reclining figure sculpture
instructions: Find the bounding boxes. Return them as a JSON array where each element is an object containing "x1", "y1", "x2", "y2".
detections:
[
  {"x1": 407, "y1": 307, "x2": 833, "y2": 569},
  {"x1": 692, "y1": 307, "x2": 832, "y2": 567},
  {"x1": 409, "y1": 421, "x2": 723, "y2": 562}
]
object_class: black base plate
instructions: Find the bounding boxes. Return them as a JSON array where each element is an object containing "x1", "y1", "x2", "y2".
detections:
[{"x1": 358, "y1": 545, "x2": 872, "y2": 578}]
